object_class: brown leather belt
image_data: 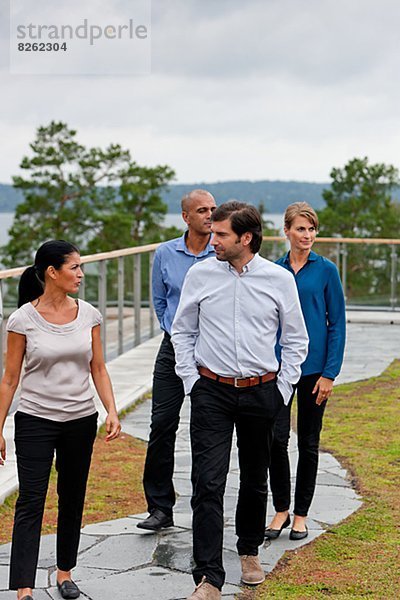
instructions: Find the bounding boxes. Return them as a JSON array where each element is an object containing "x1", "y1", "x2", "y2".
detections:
[{"x1": 198, "y1": 366, "x2": 276, "y2": 388}]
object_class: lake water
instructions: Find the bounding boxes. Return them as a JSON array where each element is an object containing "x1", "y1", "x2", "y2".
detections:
[
  {"x1": 0, "y1": 212, "x2": 284, "y2": 248},
  {"x1": 165, "y1": 212, "x2": 284, "y2": 233},
  {"x1": 0, "y1": 213, "x2": 14, "y2": 246}
]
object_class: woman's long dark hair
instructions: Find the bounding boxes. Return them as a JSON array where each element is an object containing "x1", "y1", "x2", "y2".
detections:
[{"x1": 18, "y1": 240, "x2": 79, "y2": 307}]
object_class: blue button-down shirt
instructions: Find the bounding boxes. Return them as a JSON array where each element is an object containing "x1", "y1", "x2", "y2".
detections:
[
  {"x1": 152, "y1": 232, "x2": 215, "y2": 335},
  {"x1": 276, "y1": 250, "x2": 346, "y2": 380}
]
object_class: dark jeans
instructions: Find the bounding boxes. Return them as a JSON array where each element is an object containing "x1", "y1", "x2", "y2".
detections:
[
  {"x1": 269, "y1": 373, "x2": 327, "y2": 517},
  {"x1": 190, "y1": 375, "x2": 284, "y2": 590},
  {"x1": 142, "y1": 333, "x2": 185, "y2": 517},
  {"x1": 9, "y1": 411, "x2": 97, "y2": 591}
]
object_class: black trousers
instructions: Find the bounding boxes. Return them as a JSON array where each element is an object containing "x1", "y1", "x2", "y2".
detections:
[
  {"x1": 269, "y1": 373, "x2": 326, "y2": 517},
  {"x1": 190, "y1": 375, "x2": 284, "y2": 590},
  {"x1": 9, "y1": 411, "x2": 97, "y2": 590},
  {"x1": 142, "y1": 333, "x2": 185, "y2": 517}
]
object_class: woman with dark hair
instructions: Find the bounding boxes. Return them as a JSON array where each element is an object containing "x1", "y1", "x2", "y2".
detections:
[
  {"x1": 265, "y1": 203, "x2": 346, "y2": 541},
  {"x1": 0, "y1": 240, "x2": 121, "y2": 600}
]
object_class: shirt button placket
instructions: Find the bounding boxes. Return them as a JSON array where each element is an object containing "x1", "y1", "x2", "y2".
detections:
[{"x1": 235, "y1": 277, "x2": 243, "y2": 372}]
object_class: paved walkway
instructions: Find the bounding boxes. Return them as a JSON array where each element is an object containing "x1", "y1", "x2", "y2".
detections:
[{"x1": 0, "y1": 314, "x2": 399, "y2": 599}]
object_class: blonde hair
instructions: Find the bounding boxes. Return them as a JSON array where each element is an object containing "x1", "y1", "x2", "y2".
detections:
[{"x1": 284, "y1": 202, "x2": 319, "y2": 230}]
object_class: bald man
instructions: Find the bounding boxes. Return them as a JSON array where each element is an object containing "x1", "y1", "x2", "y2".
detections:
[{"x1": 137, "y1": 189, "x2": 217, "y2": 530}]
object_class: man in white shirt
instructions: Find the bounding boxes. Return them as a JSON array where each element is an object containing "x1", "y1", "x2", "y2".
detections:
[{"x1": 171, "y1": 202, "x2": 308, "y2": 600}]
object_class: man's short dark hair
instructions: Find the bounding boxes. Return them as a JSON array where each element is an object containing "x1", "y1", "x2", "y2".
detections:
[{"x1": 211, "y1": 201, "x2": 263, "y2": 253}]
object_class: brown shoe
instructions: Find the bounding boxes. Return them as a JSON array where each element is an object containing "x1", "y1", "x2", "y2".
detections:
[
  {"x1": 240, "y1": 555, "x2": 265, "y2": 585},
  {"x1": 187, "y1": 576, "x2": 221, "y2": 599}
]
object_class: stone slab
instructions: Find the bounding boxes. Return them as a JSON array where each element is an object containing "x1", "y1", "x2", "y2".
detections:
[
  {"x1": 315, "y1": 472, "x2": 353, "y2": 487},
  {"x1": 170, "y1": 512, "x2": 193, "y2": 530},
  {"x1": 0, "y1": 591, "x2": 50, "y2": 599},
  {"x1": 49, "y1": 565, "x2": 119, "y2": 585},
  {"x1": 173, "y1": 476, "x2": 193, "y2": 496},
  {"x1": 311, "y1": 500, "x2": 363, "y2": 525},
  {"x1": 81, "y1": 517, "x2": 145, "y2": 537},
  {"x1": 74, "y1": 566, "x2": 205, "y2": 600},
  {"x1": 78, "y1": 534, "x2": 157, "y2": 570},
  {"x1": 0, "y1": 564, "x2": 48, "y2": 590},
  {"x1": 37, "y1": 533, "x2": 101, "y2": 568},
  {"x1": 312, "y1": 484, "x2": 360, "y2": 499},
  {"x1": 153, "y1": 530, "x2": 194, "y2": 573},
  {"x1": 259, "y1": 528, "x2": 325, "y2": 568},
  {"x1": 0, "y1": 533, "x2": 100, "y2": 571}
]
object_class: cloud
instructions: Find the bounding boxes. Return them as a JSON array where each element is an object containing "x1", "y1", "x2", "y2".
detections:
[
  {"x1": 151, "y1": 0, "x2": 400, "y2": 84},
  {"x1": 1, "y1": 0, "x2": 400, "y2": 183}
]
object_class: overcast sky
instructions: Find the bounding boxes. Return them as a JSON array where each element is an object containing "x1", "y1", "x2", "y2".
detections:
[{"x1": 1, "y1": 0, "x2": 400, "y2": 184}]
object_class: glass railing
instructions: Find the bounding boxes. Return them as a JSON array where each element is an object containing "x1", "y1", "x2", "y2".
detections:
[
  {"x1": 0, "y1": 243, "x2": 160, "y2": 372},
  {"x1": 260, "y1": 236, "x2": 400, "y2": 309},
  {"x1": 2, "y1": 235, "x2": 400, "y2": 372}
]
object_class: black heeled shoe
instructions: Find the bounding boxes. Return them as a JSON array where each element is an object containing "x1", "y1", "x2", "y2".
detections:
[
  {"x1": 289, "y1": 524, "x2": 308, "y2": 540},
  {"x1": 264, "y1": 515, "x2": 291, "y2": 540}
]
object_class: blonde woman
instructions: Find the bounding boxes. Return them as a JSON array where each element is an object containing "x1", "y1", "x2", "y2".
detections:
[{"x1": 265, "y1": 203, "x2": 345, "y2": 541}]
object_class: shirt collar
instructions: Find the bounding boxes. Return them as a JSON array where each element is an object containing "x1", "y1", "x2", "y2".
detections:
[
  {"x1": 175, "y1": 233, "x2": 187, "y2": 252},
  {"x1": 225, "y1": 253, "x2": 260, "y2": 274},
  {"x1": 283, "y1": 250, "x2": 318, "y2": 264},
  {"x1": 176, "y1": 231, "x2": 214, "y2": 257}
]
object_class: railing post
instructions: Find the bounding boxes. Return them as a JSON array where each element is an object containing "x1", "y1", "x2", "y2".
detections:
[
  {"x1": 118, "y1": 256, "x2": 124, "y2": 356},
  {"x1": 0, "y1": 280, "x2": 4, "y2": 374},
  {"x1": 78, "y1": 274, "x2": 85, "y2": 300},
  {"x1": 336, "y1": 242, "x2": 341, "y2": 271},
  {"x1": 390, "y1": 244, "x2": 397, "y2": 311},
  {"x1": 272, "y1": 240, "x2": 278, "y2": 261},
  {"x1": 149, "y1": 251, "x2": 155, "y2": 338},
  {"x1": 341, "y1": 243, "x2": 348, "y2": 301},
  {"x1": 134, "y1": 254, "x2": 141, "y2": 346},
  {"x1": 98, "y1": 260, "x2": 107, "y2": 358}
]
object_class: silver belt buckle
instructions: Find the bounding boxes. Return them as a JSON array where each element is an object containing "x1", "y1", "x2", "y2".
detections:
[{"x1": 234, "y1": 377, "x2": 243, "y2": 388}]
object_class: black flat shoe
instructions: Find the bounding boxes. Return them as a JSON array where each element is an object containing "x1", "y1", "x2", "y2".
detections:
[
  {"x1": 289, "y1": 524, "x2": 308, "y2": 540},
  {"x1": 264, "y1": 515, "x2": 290, "y2": 540},
  {"x1": 136, "y1": 509, "x2": 174, "y2": 531},
  {"x1": 57, "y1": 579, "x2": 80, "y2": 599}
]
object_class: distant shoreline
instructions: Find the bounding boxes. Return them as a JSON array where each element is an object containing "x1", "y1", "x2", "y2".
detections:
[
  {"x1": 0, "y1": 212, "x2": 285, "y2": 247},
  {"x1": 0, "y1": 180, "x2": 330, "y2": 214}
]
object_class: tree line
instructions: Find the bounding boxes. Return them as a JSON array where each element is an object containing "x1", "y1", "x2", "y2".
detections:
[
  {"x1": 1, "y1": 121, "x2": 178, "y2": 268},
  {"x1": 2, "y1": 122, "x2": 400, "y2": 303}
]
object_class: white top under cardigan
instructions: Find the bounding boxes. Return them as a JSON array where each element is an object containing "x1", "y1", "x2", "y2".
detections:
[{"x1": 7, "y1": 299, "x2": 102, "y2": 422}]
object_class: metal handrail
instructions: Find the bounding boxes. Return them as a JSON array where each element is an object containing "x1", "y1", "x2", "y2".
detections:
[
  {"x1": 2, "y1": 235, "x2": 400, "y2": 373},
  {"x1": 3, "y1": 236, "x2": 400, "y2": 281},
  {"x1": 262, "y1": 236, "x2": 400, "y2": 245},
  {"x1": 0, "y1": 243, "x2": 160, "y2": 373},
  {"x1": 0, "y1": 243, "x2": 160, "y2": 280}
]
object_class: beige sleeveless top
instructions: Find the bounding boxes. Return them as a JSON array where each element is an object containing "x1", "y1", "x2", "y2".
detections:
[{"x1": 7, "y1": 299, "x2": 102, "y2": 422}]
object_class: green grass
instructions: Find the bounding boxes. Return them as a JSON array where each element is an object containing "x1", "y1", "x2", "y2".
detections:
[{"x1": 246, "y1": 361, "x2": 400, "y2": 600}]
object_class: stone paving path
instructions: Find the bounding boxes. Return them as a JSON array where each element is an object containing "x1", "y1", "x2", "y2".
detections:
[{"x1": 0, "y1": 319, "x2": 399, "y2": 599}]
